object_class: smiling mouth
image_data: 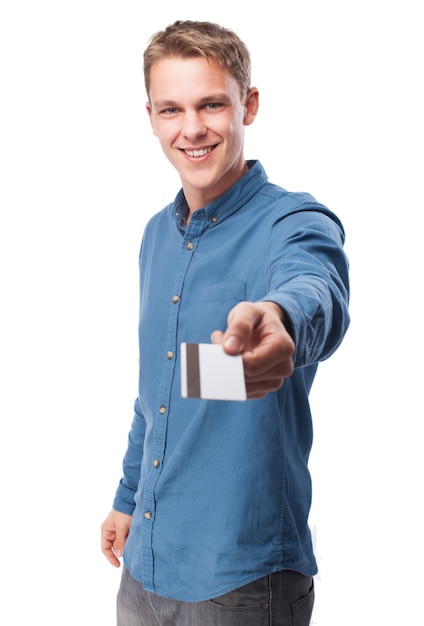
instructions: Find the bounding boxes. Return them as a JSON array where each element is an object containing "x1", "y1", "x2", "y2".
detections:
[{"x1": 184, "y1": 146, "x2": 213, "y2": 158}]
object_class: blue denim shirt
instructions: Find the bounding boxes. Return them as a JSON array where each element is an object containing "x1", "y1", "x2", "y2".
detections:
[{"x1": 113, "y1": 160, "x2": 350, "y2": 601}]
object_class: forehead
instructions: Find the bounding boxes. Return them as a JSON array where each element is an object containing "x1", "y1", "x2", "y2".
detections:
[{"x1": 149, "y1": 56, "x2": 242, "y2": 104}]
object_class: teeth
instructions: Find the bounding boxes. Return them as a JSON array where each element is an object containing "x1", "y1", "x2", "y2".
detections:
[{"x1": 185, "y1": 147, "x2": 212, "y2": 157}]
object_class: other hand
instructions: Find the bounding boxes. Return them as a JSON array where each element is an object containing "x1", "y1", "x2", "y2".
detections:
[{"x1": 101, "y1": 509, "x2": 132, "y2": 568}]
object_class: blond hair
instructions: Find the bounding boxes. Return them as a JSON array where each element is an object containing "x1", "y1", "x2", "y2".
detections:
[{"x1": 144, "y1": 20, "x2": 251, "y2": 100}]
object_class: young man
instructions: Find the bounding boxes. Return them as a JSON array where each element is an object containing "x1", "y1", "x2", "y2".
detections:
[{"x1": 101, "y1": 20, "x2": 350, "y2": 626}]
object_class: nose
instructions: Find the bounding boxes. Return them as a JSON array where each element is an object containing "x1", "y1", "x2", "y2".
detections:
[{"x1": 180, "y1": 110, "x2": 207, "y2": 141}]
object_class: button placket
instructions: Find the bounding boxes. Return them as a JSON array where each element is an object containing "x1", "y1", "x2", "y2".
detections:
[{"x1": 141, "y1": 212, "x2": 209, "y2": 587}]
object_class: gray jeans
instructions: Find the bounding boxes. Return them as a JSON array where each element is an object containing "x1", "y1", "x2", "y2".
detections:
[{"x1": 117, "y1": 566, "x2": 314, "y2": 626}]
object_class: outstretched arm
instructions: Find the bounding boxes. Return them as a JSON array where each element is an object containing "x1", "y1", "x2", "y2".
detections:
[{"x1": 211, "y1": 301, "x2": 295, "y2": 399}]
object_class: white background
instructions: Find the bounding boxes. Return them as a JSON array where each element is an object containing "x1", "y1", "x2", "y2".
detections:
[{"x1": 0, "y1": 1, "x2": 422, "y2": 624}]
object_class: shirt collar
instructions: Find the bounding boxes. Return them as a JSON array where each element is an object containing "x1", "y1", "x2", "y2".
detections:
[{"x1": 172, "y1": 160, "x2": 268, "y2": 228}]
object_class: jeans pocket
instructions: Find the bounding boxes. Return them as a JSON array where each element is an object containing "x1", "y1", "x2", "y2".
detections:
[
  {"x1": 292, "y1": 579, "x2": 315, "y2": 626},
  {"x1": 207, "y1": 593, "x2": 270, "y2": 626},
  {"x1": 208, "y1": 575, "x2": 271, "y2": 612}
]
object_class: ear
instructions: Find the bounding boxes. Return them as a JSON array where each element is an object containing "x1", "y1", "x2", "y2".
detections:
[
  {"x1": 243, "y1": 87, "x2": 259, "y2": 126},
  {"x1": 145, "y1": 101, "x2": 158, "y2": 136}
]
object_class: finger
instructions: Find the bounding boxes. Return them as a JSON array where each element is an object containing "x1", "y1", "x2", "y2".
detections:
[
  {"x1": 243, "y1": 350, "x2": 294, "y2": 379},
  {"x1": 112, "y1": 533, "x2": 128, "y2": 559},
  {"x1": 244, "y1": 369, "x2": 286, "y2": 391},
  {"x1": 222, "y1": 303, "x2": 261, "y2": 354},
  {"x1": 244, "y1": 368, "x2": 291, "y2": 388},
  {"x1": 101, "y1": 536, "x2": 121, "y2": 567},
  {"x1": 245, "y1": 376, "x2": 287, "y2": 398},
  {"x1": 105, "y1": 548, "x2": 121, "y2": 567},
  {"x1": 211, "y1": 330, "x2": 224, "y2": 345}
]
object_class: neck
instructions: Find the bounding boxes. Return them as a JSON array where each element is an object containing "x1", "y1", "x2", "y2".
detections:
[{"x1": 184, "y1": 162, "x2": 249, "y2": 226}]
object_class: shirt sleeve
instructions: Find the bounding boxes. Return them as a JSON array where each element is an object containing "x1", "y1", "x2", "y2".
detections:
[
  {"x1": 112, "y1": 396, "x2": 146, "y2": 515},
  {"x1": 262, "y1": 208, "x2": 350, "y2": 367}
]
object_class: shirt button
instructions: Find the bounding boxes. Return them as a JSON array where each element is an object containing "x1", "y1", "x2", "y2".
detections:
[
  {"x1": 159, "y1": 405, "x2": 166, "y2": 414},
  {"x1": 185, "y1": 242, "x2": 194, "y2": 250},
  {"x1": 144, "y1": 511, "x2": 152, "y2": 520},
  {"x1": 153, "y1": 459, "x2": 160, "y2": 468},
  {"x1": 211, "y1": 216, "x2": 217, "y2": 223},
  {"x1": 172, "y1": 295, "x2": 179, "y2": 303},
  {"x1": 166, "y1": 351, "x2": 174, "y2": 360}
]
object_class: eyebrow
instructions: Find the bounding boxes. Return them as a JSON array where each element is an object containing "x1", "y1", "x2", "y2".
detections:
[
  {"x1": 153, "y1": 93, "x2": 232, "y2": 109},
  {"x1": 152, "y1": 99, "x2": 179, "y2": 109}
]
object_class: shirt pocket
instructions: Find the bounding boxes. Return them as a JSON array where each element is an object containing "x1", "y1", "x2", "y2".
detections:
[
  {"x1": 193, "y1": 282, "x2": 246, "y2": 340},
  {"x1": 198, "y1": 282, "x2": 246, "y2": 303}
]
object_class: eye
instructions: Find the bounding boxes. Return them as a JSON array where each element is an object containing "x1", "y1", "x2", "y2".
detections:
[
  {"x1": 162, "y1": 107, "x2": 179, "y2": 115},
  {"x1": 204, "y1": 102, "x2": 223, "y2": 110}
]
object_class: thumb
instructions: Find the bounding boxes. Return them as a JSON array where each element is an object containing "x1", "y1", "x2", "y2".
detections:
[
  {"x1": 221, "y1": 302, "x2": 259, "y2": 355},
  {"x1": 113, "y1": 534, "x2": 126, "y2": 558}
]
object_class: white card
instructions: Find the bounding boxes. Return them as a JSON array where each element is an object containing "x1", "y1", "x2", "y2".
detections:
[{"x1": 181, "y1": 343, "x2": 247, "y2": 401}]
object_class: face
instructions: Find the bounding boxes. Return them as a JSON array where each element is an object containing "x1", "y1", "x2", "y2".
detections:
[{"x1": 146, "y1": 56, "x2": 258, "y2": 212}]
